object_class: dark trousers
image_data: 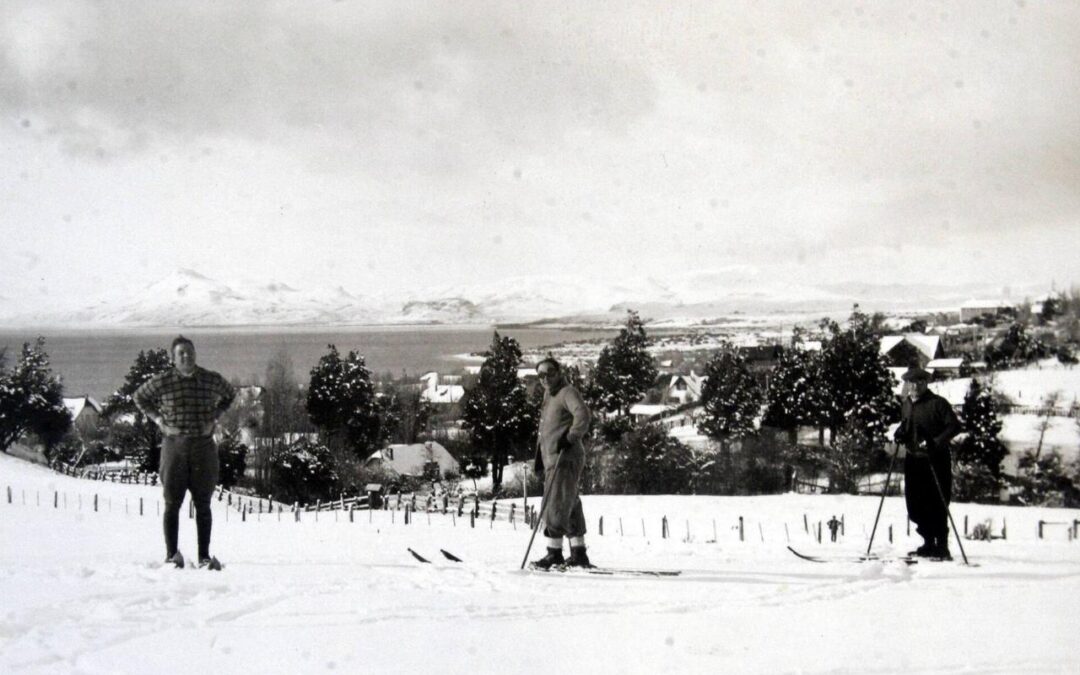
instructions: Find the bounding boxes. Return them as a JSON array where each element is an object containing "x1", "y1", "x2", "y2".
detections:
[
  {"x1": 160, "y1": 435, "x2": 219, "y2": 559},
  {"x1": 905, "y1": 451, "x2": 952, "y2": 544},
  {"x1": 542, "y1": 455, "x2": 587, "y2": 539}
]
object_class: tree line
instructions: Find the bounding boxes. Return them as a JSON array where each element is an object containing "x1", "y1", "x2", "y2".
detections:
[{"x1": 3, "y1": 304, "x2": 1079, "y2": 507}]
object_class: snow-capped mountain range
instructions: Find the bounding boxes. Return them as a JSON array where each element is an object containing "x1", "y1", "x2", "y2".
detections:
[{"x1": 0, "y1": 268, "x2": 1051, "y2": 328}]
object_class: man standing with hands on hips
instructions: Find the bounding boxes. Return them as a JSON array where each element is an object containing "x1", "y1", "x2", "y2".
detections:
[
  {"x1": 532, "y1": 356, "x2": 592, "y2": 569},
  {"x1": 135, "y1": 336, "x2": 235, "y2": 569}
]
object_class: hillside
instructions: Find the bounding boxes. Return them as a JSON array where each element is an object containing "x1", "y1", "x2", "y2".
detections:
[{"x1": 2, "y1": 452, "x2": 1079, "y2": 674}]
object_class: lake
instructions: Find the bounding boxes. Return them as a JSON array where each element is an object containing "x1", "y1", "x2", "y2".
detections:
[{"x1": 0, "y1": 325, "x2": 617, "y2": 401}]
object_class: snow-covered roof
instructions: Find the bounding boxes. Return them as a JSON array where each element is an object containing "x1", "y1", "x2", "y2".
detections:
[
  {"x1": 630, "y1": 403, "x2": 674, "y2": 417},
  {"x1": 420, "y1": 372, "x2": 464, "y2": 404},
  {"x1": 926, "y1": 358, "x2": 964, "y2": 370},
  {"x1": 63, "y1": 396, "x2": 102, "y2": 421},
  {"x1": 366, "y1": 442, "x2": 460, "y2": 477},
  {"x1": 421, "y1": 386, "x2": 464, "y2": 404},
  {"x1": 880, "y1": 336, "x2": 905, "y2": 355},
  {"x1": 880, "y1": 334, "x2": 941, "y2": 360}
]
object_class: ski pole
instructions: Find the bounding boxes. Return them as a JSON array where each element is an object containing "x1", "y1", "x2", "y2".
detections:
[
  {"x1": 866, "y1": 445, "x2": 898, "y2": 557},
  {"x1": 520, "y1": 450, "x2": 564, "y2": 570},
  {"x1": 926, "y1": 458, "x2": 970, "y2": 565}
]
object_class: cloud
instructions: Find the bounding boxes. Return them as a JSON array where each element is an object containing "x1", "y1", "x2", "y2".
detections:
[{"x1": 0, "y1": 1, "x2": 656, "y2": 171}]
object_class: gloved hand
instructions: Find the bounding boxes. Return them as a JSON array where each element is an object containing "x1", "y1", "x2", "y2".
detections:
[{"x1": 909, "y1": 440, "x2": 932, "y2": 458}]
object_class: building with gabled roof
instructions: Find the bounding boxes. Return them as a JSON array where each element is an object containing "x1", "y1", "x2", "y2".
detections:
[
  {"x1": 365, "y1": 441, "x2": 460, "y2": 479},
  {"x1": 880, "y1": 334, "x2": 944, "y2": 368}
]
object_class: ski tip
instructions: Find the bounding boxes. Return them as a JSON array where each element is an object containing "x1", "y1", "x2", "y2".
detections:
[
  {"x1": 408, "y1": 548, "x2": 431, "y2": 563},
  {"x1": 440, "y1": 549, "x2": 463, "y2": 562}
]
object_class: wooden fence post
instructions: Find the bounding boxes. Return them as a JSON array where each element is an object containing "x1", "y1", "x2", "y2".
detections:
[
  {"x1": 739, "y1": 516, "x2": 744, "y2": 542},
  {"x1": 54, "y1": 491, "x2": 58, "y2": 509},
  {"x1": 349, "y1": 504, "x2": 355, "y2": 523},
  {"x1": 599, "y1": 516, "x2": 604, "y2": 536},
  {"x1": 662, "y1": 516, "x2": 668, "y2": 539},
  {"x1": 94, "y1": 494, "x2": 98, "y2": 512},
  {"x1": 6, "y1": 486, "x2": 11, "y2": 504}
]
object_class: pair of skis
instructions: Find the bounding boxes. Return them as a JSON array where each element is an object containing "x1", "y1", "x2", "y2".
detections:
[{"x1": 407, "y1": 548, "x2": 681, "y2": 577}]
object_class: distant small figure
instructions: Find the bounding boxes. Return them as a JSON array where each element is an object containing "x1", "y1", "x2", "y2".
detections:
[
  {"x1": 969, "y1": 520, "x2": 993, "y2": 541},
  {"x1": 827, "y1": 516, "x2": 841, "y2": 543}
]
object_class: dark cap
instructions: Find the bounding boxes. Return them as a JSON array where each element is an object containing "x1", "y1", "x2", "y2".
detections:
[{"x1": 901, "y1": 366, "x2": 931, "y2": 382}]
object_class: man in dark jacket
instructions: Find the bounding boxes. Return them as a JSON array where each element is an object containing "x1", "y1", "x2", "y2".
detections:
[
  {"x1": 893, "y1": 366, "x2": 962, "y2": 559},
  {"x1": 532, "y1": 357, "x2": 592, "y2": 569}
]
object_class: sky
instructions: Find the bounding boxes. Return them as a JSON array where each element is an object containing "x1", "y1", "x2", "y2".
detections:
[{"x1": 1, "y1": 0, "x2": 1078, "y2": 313}]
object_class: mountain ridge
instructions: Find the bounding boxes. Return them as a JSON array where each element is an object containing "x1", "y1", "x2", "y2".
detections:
[{"x1": 0, "y1": 268, "x2": 1053, "y2": 328}]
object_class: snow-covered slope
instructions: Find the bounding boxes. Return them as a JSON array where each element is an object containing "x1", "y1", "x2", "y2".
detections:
[{"x1": 2, "y1": 452, "x2": 1079, "y2": 674}]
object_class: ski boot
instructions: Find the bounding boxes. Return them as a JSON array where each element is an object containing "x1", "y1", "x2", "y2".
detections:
[
  {"x1": 165, "y1": 551, "x2": 185, "y2": 569},
  {"x1": 566, "y1": 546, "x2": 592, "y2": 568},
  {"x1": 908, "y1": 540, "x2": 935, "y2": 558},
  {"x1": 198, "y1": 556, "x2": 223, "y2": 571},
  {"x1": 531, "y1": 548, "x2": 565, "y2": 570}
]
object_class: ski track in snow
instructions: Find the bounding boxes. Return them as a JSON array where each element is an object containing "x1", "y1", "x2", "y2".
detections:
[{"x1": 3, "y1": 453, "x2": 1080, "y2": 674}]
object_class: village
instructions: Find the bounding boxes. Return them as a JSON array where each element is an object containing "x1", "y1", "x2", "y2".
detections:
[{"x1": 7, "y1": 290, "x2": 1076, "y2": 514}]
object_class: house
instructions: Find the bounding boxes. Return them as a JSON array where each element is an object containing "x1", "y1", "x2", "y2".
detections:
[
  {"x1": 960, "y1": 299, "x2": 1014, "y2": 322},
  {"x1": 880, "y1": 334, "x2": 944, "y2": 368},
  {"x1": 366, "y1": 441, "x2": 461, "y2": 479},
  {"x1": 655, "y1": 371, "x2": 707, "y2": 405},
  {"x1": 419, "y1": 372, "x2": 464, "y2": 405},
  {"x1": 63, "y1": 396, "x2": 103, "y2": 435}
]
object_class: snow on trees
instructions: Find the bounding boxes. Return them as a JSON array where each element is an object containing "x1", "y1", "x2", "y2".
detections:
[
  {"x1": 954, "y1": 378, "x2": 1008, "y2": 502},
  {"x1": 699, "y1": 343, "x2": 761, "y2": 448},
  {"x1": 306, "y1": 344, "x2": 388, "y2": 457},
  {"x1": 592, "y1": 310, "x2": 658, "y2": 417},
  {"x1": 762, "y1": 331, "x2": 822, "y2": 444},
  {"x1": 811, "y1": 308, "x2": 899, "y2": 492},
  {"x1": 0, "y1": 337, "x2": 71, "y2": 455},
  {"x1": 460, "y1": 332, "x2": 537, "y2": 495}
]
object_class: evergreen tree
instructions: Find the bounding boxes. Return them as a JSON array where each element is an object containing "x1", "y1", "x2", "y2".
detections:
[
  {"x1": 592, "y1": 310, "x2": 658, "y2": 416},
  {"x1": 814, "y1": 307, "x2": 899, "y2": 491},
  {"x1": 269, "y1": 438, "x2": 339, "y2": 503},
  {"x1": 0, "y1": 337, "x2": 71, "y2": 453},
  {"x1": 761, "y1": 333, "x2": 821, "y2": 443},
  {"x1": 306, "y1": 345, "x2": 387, "y2": 458},
  {"x1": 953, "y1": 378, "x2": 1008, "y2": 502},
  {"x1": 102, "y1": 348, "x2": 173, "y2": 471},
  {"x1": 460, "y1": 332, "x2": 537, "y2": 494},
  {"x1": 611, "y1": 423, "x2": 694, "y2": 494},
  {"x1": 699, "y1": 344, "x2": 762, "y2": 451},
  {"x1": 216, "y1": 430, "x2": 248, "y2": 488}
]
